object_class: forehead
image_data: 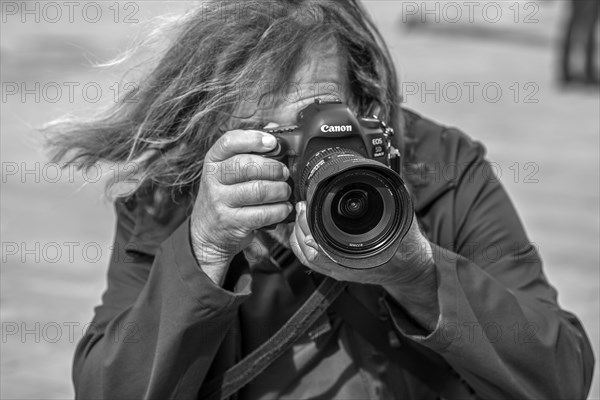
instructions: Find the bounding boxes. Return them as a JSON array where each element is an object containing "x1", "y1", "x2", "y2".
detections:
[{"x1": 234, "y1": 46, "x2": 349, "y2": 127}]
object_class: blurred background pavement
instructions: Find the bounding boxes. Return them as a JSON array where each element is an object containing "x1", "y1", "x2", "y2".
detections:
[{"x1": 1, "y1": 1, "x2": 599, "y2": 398}]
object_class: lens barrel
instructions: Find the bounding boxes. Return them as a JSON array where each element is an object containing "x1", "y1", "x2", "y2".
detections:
[{"x1": 301, "y1": 147, "x2": 413, "y2": 269}]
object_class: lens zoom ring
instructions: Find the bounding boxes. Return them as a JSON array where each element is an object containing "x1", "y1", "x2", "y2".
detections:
[{"x1": 301, "y1": 147, "x2": 361, "y2": 198}]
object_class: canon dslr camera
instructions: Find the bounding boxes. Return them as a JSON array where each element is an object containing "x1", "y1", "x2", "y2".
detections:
[{"x1": 264, "y1": 98, "x2": 413, "y2": 269}]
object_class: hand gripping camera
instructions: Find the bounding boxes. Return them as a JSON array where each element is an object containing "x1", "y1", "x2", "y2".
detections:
[{"x1": 264, "y1": 99, "x2": 413, "y2": 269}]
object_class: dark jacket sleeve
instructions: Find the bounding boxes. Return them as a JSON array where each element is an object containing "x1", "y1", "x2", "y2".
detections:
[
  {"x1": 385, "y1": 127, "x2": 594, "y2": 399},
  {"x1": 72, "y1": 200, "x2": 251, "y2": 399}
]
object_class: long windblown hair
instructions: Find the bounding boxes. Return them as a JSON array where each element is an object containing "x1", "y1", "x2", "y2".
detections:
[{"x1": 45, "y1": 0, "x2": 404, "y2": 215}]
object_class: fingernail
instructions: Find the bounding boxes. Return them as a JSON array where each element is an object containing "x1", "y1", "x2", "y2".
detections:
[
  {"x1": 263, "y1": 122, "x2": 279, "y2": 129},
  {"x1": 295, "y1": 202, "x2": 301, "y2": 213},
  {"x1": 262, "y1": 134, "x2": 276, "y2": 148},
  {"x1": 282, "y1": 166, "x2": 290, "y2": 180}
]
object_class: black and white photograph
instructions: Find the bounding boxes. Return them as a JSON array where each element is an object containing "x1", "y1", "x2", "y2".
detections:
[{"x1": 1, "y1": 1, "x2": 599, "y2": 399}]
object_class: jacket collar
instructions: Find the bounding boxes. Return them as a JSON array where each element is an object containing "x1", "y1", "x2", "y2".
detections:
[{"x1": 401, "y1": 108, "x2": 480, "y2": 215}]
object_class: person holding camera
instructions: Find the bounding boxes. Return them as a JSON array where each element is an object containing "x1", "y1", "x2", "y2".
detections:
[{"x1": 48, "y1": 1, "x2": 594, "y2": 399}]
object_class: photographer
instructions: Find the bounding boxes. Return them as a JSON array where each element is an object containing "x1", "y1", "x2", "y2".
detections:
[{"x1": 48, "y1": 1, "x2": 594, "y2": 399}]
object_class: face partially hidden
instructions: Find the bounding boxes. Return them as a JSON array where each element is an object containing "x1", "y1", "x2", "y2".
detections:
[{"x1": 238, "y1": 48, "x2": 349, "y2": 247}]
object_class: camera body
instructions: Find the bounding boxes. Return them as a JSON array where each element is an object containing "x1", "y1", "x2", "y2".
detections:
[
  {"x1": 263, "y1": 98, "x2": 413, "y2": 269},
  {"x1": 264, "y1": 98, "x2": 394, "y2": 203}
]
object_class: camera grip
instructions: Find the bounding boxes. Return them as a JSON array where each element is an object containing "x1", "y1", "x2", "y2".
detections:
[{"x1": 260, "y1": 175, "x2": 296, "y2": 231}]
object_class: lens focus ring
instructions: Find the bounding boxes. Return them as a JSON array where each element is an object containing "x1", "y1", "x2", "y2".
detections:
[{"x1": 300, "y1": 147, "x2": 362, "y2": 198}]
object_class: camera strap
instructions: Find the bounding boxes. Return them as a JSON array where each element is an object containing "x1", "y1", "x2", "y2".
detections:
[
  {"x1": 198, "y1": 275, "x2": 348, "y2": 400},
  {"x1": 198, "y1": 252, "x2": 475, "y2": 400}
]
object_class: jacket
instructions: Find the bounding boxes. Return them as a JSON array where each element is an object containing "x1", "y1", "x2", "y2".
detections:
[{"x1": 73, "y1": 109, "x2": 595, "y2": 399}]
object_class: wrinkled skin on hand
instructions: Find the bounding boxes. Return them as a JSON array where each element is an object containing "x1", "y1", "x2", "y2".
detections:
[
  {"x1": 289, "y1": 201, "x2": 440, "y2": 327},
  {"x1": 289, "y1": 201, "x2": 435, "y2": 287},
  {"x1": 190, "y1": 129, "x2": 293, "y2": 284}
]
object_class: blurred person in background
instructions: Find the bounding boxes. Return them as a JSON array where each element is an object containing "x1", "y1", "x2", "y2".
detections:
[
  {"x1": 561, "y1": 0, "x2": 599, "y2": 85},
  {"x1": 46, "y1": 0, "x2": 594, "y2": 399}
]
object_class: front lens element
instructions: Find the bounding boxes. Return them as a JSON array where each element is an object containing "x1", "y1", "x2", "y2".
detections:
[{"x1": 332, "y1": 184, "x2": 384, "y2": 235}]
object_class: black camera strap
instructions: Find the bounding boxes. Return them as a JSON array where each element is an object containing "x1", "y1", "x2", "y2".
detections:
[
  {"x1": 198, "y1": 248, "x2": 475, "y2": 400},
  {"x1": 198, "y1": 276, "x2": 348, "y2": 400}
]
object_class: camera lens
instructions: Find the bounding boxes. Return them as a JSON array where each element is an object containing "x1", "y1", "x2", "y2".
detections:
[
  {"x1": 300, "y1": 147, "x2": 413, "y2": 269},
  {"x1": 333, "y1": 186, "x2": 382, "y2": 234}
]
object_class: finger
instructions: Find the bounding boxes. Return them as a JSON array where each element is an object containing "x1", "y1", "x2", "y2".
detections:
[
  {"x1": 205, "y1": 130, "x2": 277, "y2": 163},
  {"x1": 224, "y1": 180, "x2": 291, "y2": 207},
  {"x1": 290, "y1": 225, "x2": 338, "y2": 278},
  {"x1": 290, "y1": 223, "x2": 322, "y2": 267},
  {"x1": 233, "y1": 202, "x2": 293, "y2": 230},
  {"x1": 289, "y1": 224, "x2": 311, "y2": 266},
  {"x1": 217, "y1": 155, "x2": 289, "y2": 184},
  {"x1": 296, "y1": 202, "x2": 313, "y2": 241},
  {"x1": 293, "y1": 216, "x2": 320, "y2": 262}
]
